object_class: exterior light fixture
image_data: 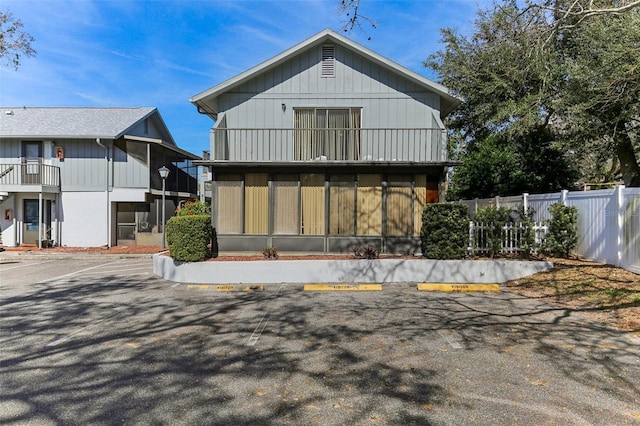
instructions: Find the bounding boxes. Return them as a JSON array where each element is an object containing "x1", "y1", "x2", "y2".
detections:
[{"x1": 158, "y1": 166, "x2": 170, "y2": 248}]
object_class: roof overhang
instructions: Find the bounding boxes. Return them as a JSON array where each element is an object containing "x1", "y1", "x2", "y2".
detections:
[
  {"x1": 122, "y1": 135, "x2": 201, "y2": 160},
  {"x1": 193, "y1": 160, "x2": 461, "y2": 170}
]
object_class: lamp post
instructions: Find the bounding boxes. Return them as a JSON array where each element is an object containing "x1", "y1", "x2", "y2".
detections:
[{"x1": 158, "y1": 166, "x2": 170, "y2": 248}]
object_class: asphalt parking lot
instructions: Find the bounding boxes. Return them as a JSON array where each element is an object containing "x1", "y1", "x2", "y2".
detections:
[{"x1": 1, "y1": 255, "x2": 639, "y2": 425}]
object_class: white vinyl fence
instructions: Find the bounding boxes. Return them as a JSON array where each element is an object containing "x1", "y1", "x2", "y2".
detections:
[{"x1": 458, "y1": 186, "x2": 640, "y2": 274}]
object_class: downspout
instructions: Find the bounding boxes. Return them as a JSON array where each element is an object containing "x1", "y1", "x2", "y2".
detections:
[{"x1": 96, "y1": 138, "x2": 110, "y2": 248}]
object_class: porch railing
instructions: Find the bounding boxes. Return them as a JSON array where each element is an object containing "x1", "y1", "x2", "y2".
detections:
[
  {"x1": 211, "y1": 128, "x2": 447, "y2": 162},
  {"x1": 0, "y1": 163, "x2": 60, "y2": 187}
]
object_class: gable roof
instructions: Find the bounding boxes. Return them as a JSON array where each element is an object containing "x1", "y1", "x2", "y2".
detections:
[
  {"x1": 1, "y1": 106, "x2": 163, "y2": 140},
  {"x1": 0, "y1": 106, "x2": 200, "y2": 160},
  {"x1": 190, "y1": 29, "x2": 462, "y2": 119}
]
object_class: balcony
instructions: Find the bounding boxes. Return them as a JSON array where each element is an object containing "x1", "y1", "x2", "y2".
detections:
[
  {"x1": 210, "y1": 128, "x2": 448, "y2": 163},
  {"x1": 0, "y1": 163, "x2": 60, "y2": 191}
]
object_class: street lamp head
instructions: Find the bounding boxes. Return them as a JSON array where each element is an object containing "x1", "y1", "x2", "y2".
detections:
[{"x1": 158, "y1": 166, "x2": 170, "y2": 179}]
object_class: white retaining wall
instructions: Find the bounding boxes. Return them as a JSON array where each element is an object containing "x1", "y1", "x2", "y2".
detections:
[{"x1": 154, "y1": 255, "x2": 553, "y2": 285}]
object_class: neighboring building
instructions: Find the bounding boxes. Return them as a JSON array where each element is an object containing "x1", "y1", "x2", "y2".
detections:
[
  {"x1": 0, "y1": 107, "x2": 199, "y2": 248},
  {"x1": 190, "y1": 29, "x2": 461, "y2": 253}
]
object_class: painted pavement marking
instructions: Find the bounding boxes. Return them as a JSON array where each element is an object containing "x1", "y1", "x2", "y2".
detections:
[
  {"x1": 0, "y1": 259, "x2": 55, "y2": 271},
  {"x1": 417, "y1": 283, "x2": 500, "y2": 292},
  {"x1": 304, "y1": 283, "x2": 383, "y2": 291},
  {"x1": 437, "y1": 329, "x2": 464, "y2": 349},
  {"x1": 246, "y1": 283, "x2": 287, "y2": 347},
  {"x1": 186, "y1": 284, "x2": 264, "y2": 292}
]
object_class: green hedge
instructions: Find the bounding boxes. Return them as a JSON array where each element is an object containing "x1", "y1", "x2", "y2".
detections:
[
  {"x1": 543, "y1": 203, "x2": 578, "y2": 258},
  {"x1": 421, "y1": 204, "x2": 470, "y2": 259},
  {"x1": 166, "y1": 215, "x2": 212, "y2": 262}
]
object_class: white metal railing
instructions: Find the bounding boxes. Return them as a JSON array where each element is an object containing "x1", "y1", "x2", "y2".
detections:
[
  {"x1": 0, "y1": 163, "x2": 60, "y2": 187},
  {"x1": 211, "y1": 128, "x2": 447, "y2": 162},
  {"x1": 469, "y1": 221, "x2": 548, "y2": 255}
]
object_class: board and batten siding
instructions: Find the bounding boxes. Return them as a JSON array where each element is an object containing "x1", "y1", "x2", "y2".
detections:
[
  {"x1": 218, "y1": 45, "x2": 441, "y2": 128},
  {"x1": 213, "y1": 43, "x2": 446, "y2": 163},
  {"x1": 112, "y1": 142, "x2": 149, "y2": 189},
  {"x1": 0, "y1": 138, "x2": 23, "y2": 159},
  {"x1": 57, "y1": 139, "x2": 110, "y2": 191},
  {"x1": 57, "y1": 140, "x2": 149, "y2": 191}
]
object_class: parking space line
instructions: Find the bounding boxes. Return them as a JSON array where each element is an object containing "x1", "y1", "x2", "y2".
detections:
[
  {"x1": 0, "y1": 259, "x2": 55, "y2": 271},
  {"x1": 438, "y1": 329, "x2": 463, "y2": 349},
  {"x1": 246, "y1": 283, "x2": 287, "y2": 347},
  {"x1": 37, "y1": 261, "x2": 120, "y2": 284}
]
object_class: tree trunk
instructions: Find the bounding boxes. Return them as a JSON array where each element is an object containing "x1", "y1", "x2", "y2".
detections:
[{"x1": 615, "y1": 131, "x2": 640, "y2": 187}]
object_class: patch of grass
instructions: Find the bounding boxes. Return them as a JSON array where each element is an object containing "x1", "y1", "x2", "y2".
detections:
[{"x1": 567, "y1": 280, "x2": 596, "y2": 294}]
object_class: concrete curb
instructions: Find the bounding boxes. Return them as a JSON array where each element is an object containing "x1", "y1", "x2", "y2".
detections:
[{"x1": 153, "y1": 254, "x2": 553, "y2": 284}]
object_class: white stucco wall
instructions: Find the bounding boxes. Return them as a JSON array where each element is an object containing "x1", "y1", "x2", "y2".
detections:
[
  {"x1": 0, "y1": 196, "x2": 17, "y2": 246},
  {"x1": 60, "y1": 192, "x2": 109, "y2": 247}
]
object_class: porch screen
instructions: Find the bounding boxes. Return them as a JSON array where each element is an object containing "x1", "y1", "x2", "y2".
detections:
[
  {"x1": 329, "y1": 175, "x2": 355, "y2": 235},
  {"x1": 244, "y1": 173, "x2": 268, "y2": 234},
  {"x1": 273, "y1": 175, "x2": 299, "y2": 235},
  {"x1": 294, "y1": 108, "x2": 361, "y2": 161},
  {"x1": 386, "y1": 176, "x2": 413, "y2": 236},
  {"x1": 216, "y1": 175, "x2": 243, "y2": 234},
  {"x1": 413, "y1": 175, "x2": 427, "y2": 237},
  {"x1": 357, "y1": 174, "x2": 382, "y2": 235},
  {"x1": 301, "y1": 174, "x2": 325, "y2": 235}
]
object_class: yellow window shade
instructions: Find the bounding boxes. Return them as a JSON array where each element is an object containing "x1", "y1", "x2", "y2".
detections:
[
  {"x1": 244, "y1": 173, "x2": 268, "y2": 234},
  {"x1": 301, "y1": 174, "x2": 325, "y2": 235},
  {"x1": 357, "y1": 174, "x2": 382, "y2": 235}
]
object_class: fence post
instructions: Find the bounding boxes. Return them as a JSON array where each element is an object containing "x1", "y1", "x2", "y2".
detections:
[
  {"x1": 616, "y1": 185, "x2": 625, "y2": 267},
  {"x1": 561, "y1": 189, "x2": 568, "y2": 206},
  {"x1": 523, "y1": 193, "x2": 529, "y2": 213}
]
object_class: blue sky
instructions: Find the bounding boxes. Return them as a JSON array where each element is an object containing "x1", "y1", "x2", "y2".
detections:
[{"x1": 1, "y1": 0, "x2": 487, "y2": 156}]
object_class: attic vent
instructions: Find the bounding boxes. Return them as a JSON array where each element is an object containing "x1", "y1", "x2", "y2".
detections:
[{"x1": 321, "y1": 44, "x2": 335, "y2": 77}]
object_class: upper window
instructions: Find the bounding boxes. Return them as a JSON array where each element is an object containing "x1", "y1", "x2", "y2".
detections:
[
  {"x1": 321, "y1": 45, "x2": 335, "y2": 77},
  {"x1": 294, "y1": 108, "x2": 361, "y2": 161}
]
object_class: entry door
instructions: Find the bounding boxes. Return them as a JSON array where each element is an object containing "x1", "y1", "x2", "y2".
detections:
[
  {"x1": 22, "y1": 141, "x2": 42, "y2": 184},
  {"x1": 22, "y1": 199, "x2": 52, "y2": 245}
]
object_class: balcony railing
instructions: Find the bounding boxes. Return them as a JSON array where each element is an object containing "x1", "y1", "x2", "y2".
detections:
[
  {"x1": 0, "y1": 163, "x2": 60, "y2": 187},
  {"x1": 211, "y1": 128, "x2": 447, "y2": 162}
]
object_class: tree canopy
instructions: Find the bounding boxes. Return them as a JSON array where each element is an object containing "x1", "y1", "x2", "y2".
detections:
[
  {"x1": 0, "y1": 10, "x2": 36, "y2": 70},
  {"x1": 426, "y1": 0, "x2": 640, "y2": 196}
]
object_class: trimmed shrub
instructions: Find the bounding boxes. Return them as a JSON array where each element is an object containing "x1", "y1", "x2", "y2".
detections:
[
  {"x1": 421, "y1": 204, "x2": 470, "y2": 259},
  {"x1": 166, "y1": 215, "x2": 212, "y2": 262},
  {"x1": 544, "y1": 203, "x2": 578, "y2": 258}
]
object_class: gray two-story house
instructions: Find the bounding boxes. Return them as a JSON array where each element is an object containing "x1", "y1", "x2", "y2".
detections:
[
  {"x1": 0, "y1": 107, "x2": 199, "y2": 248},
  {"x1": 190, "y1": 29, "x2": 461, "y2": 253}
]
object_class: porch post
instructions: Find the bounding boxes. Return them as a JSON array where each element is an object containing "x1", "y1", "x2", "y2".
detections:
[{"x1": 38, "y1": 192, "x2": 43, "y2": 249}]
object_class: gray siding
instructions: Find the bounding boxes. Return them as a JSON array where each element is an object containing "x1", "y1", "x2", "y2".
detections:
[
  {"x1": 58, "y1": 139, "x2": 110, "y2": 191},
  {"x1": 0, "y1": 138, "x2": 22, "y2": 160},
  {"x1": 213, "y1": 44, "x2": 445, "y2": 162},
  {"x1": 113, "y1": 142, "x2": 149, "y2": 189}
]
